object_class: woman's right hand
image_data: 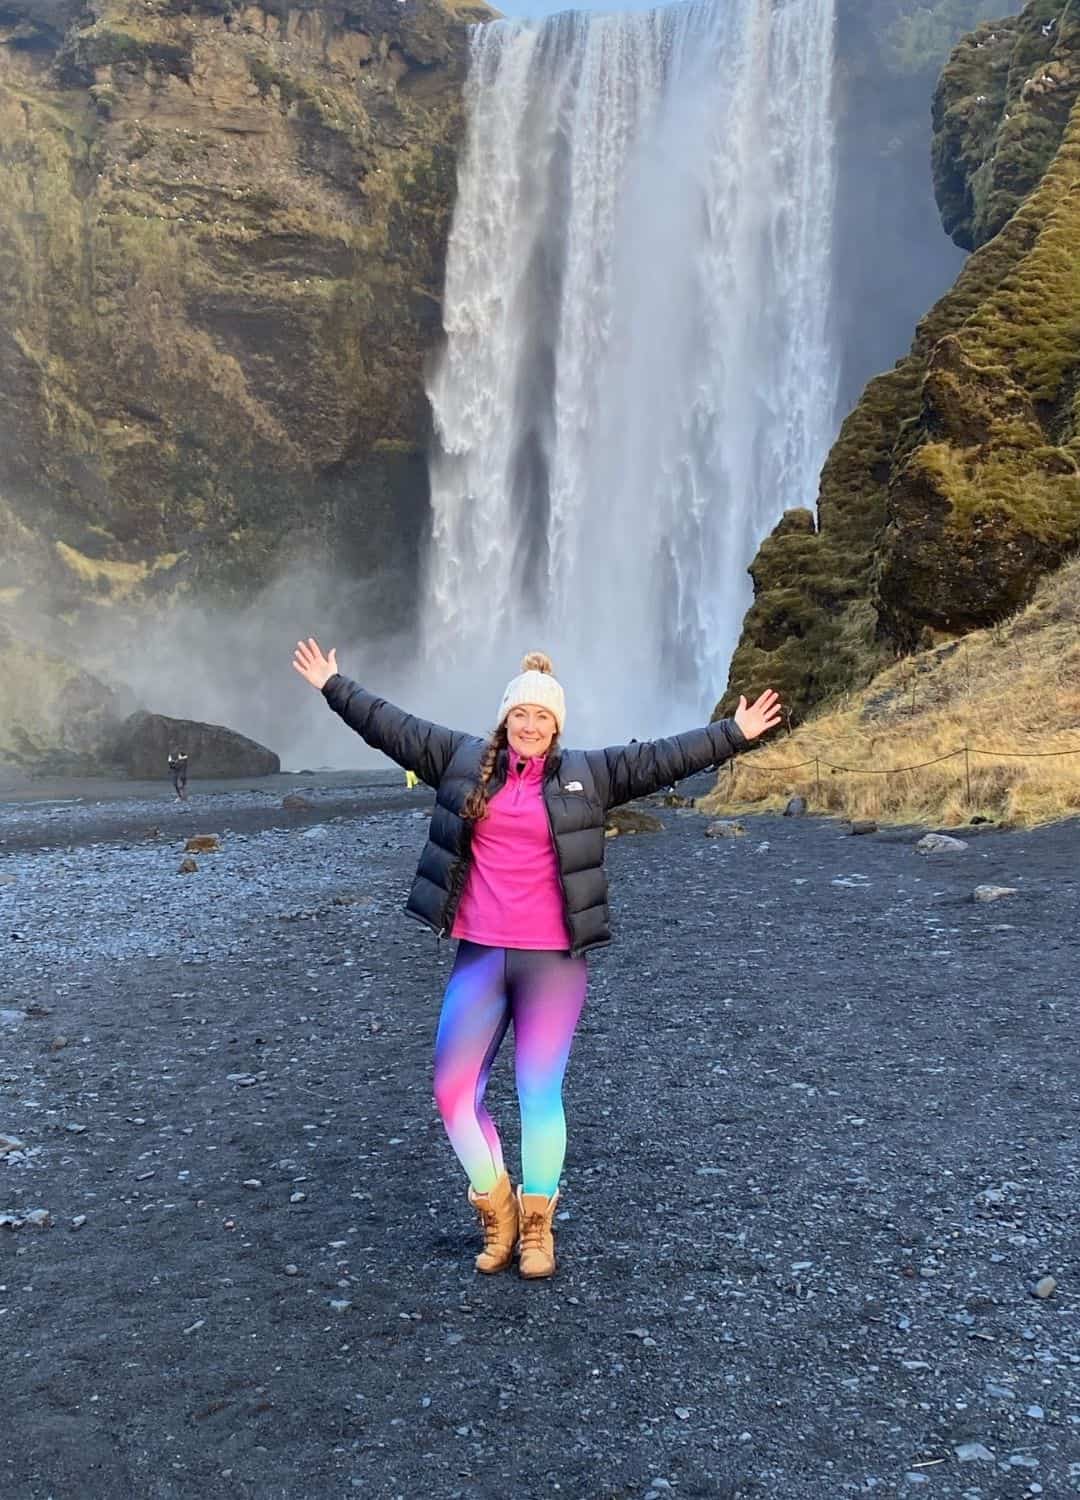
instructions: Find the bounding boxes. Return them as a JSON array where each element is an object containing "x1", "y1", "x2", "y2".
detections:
[{"x1": 293, "y1": 637, "x2": 339, "y2": 691}]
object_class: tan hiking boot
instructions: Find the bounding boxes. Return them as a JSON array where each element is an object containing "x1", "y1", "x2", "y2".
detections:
[
  {"x1": 468, "y1": 1169, "x2": 518, "y2": 1273},
  {"x1": 517, "y1": 1188, "x2": 559, "y2": 1279}
]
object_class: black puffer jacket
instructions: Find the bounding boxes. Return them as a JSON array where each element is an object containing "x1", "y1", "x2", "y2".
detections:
[{"x1": 323, "y1": 675, "x2": 748, "y2": 956}]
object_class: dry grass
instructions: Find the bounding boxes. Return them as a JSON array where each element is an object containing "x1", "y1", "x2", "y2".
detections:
[{"x1": 701, "y1": 554, "x2": 1080, "y2": 829}]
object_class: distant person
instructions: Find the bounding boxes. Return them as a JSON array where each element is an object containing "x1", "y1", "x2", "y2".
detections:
[
  {"x1": 167, "y1": 749, "x2": 189, "y2": 801},
  {"x1": 404, "y1": 768, "x2": 419, "y2": 790},
  {"x1": 293, "y1": 637, "x2": 780, "y2": 1279}
]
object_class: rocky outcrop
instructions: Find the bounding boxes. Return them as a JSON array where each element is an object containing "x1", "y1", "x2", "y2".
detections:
[
  {"x1": 933, "y1": 0, "x2": 1079, "y2": 249},
  {"x1": 110, "y1": 709, "x2": 279, "y2": 777},
  {"x1": 721, "y1": 0, "x2": 1080, "y2": 724},
  {"x1": 0, "y1": 621, "x2": 136, "y2": 771},
  {"x1": 0, "y1": 0, "x2": 488, "y2": 639}
]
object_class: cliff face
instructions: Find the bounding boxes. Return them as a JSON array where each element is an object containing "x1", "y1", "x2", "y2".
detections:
[
  {"x1": 831, "y1": 0, "x2": 1019, "y2": 413},
  {"x1": 722, "y1": 0, "x2": 1080, "y2": 724},
  {"x1": 0, "y1": 0, "x2": 487, "y2": 652}
]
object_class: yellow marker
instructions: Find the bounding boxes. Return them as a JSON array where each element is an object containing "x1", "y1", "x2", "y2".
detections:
[{"x1": 404, "y1": 769, "x2": 419, "y2": 790}]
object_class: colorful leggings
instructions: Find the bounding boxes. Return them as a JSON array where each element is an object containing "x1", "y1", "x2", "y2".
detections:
[{"x1": 433, "y1": 941, "x2": 588, "y2": 1197}]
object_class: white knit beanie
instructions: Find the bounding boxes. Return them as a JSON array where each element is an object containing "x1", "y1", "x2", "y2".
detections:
[{"x1": 497, "y1": 652, "x2": 566, "y2": 735}]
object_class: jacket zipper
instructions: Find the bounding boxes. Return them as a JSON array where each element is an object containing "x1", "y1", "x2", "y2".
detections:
[{"x1": 543, "y1": 772, "x2": 576, "y2": 955}]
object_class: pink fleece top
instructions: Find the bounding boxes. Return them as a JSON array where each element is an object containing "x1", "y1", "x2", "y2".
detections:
[{"x1": 451, "y1": 751, "x2": 571, "y2": 951}]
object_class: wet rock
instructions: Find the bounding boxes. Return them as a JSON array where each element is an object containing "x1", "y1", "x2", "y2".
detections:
[
  {"x1": 1031, "y1": 1275, "x2": 1057, "y2": 1299},
  {"x1": 178, "y1": 857, "x2": 199, "y2": 874},
  {"x1": 283, "y1": 793, "x2": 315, "y2": 811},
  {"x1": 849, "y1": 819, "x2": 878, "y2": 835},
  {"x1": 705, "y1": 820, "x2": 745, "y2": 838},
  {"x1": 784, "y1": 797, "x2": 807, "y2": 817},
  {"x1": 916, "y1": 833, "x2": 967, "y2": 853}
]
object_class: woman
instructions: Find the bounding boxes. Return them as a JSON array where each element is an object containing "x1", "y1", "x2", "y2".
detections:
[{"x1": 293, "y1": 639, "x2": 780, "y2": 1279}]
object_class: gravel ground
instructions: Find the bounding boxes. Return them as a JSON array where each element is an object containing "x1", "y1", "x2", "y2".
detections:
[{"x1": 0, "y1": 775, "x2": 1077, "y2": 1500}]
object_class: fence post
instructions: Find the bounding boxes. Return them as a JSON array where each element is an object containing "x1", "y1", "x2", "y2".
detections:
[
  {"x1": 815, "y1": 757, "x2": 821, "y2": 806},
  {"x1": 964, "y1": 746, "x2": 972, "y2": 806}
]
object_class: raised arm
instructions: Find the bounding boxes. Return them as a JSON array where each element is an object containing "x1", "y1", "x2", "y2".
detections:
[
  {"x1": 293, "y1": 638, "x2": 474, "y2": 788},
  {"x1": 587, "y1": 690, "x2": 781, "y2": 809}
]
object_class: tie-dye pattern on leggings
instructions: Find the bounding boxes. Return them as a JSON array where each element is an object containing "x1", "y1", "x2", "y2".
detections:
[{"x1": 433, "y1": 940, "x2": 587, "y2": 1196}]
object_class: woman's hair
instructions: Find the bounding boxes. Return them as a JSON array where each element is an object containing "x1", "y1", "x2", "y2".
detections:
[{"x1": 462, "y1": 652, "x2": 561, "y2": 822}]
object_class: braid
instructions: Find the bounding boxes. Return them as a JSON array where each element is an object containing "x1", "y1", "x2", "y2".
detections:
[{"x1": 463, "y1": 725, "x2": 507, "y2": 821}]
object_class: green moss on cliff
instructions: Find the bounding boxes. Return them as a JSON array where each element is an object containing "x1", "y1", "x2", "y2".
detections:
[
  {"x1": 933, "y1": 0, "x2": 1080, "y2": 248},
  {"x1": 0, "y1": 0, "x2": 486, "y2": 628},
  {"x1": 723, "y1": 0, "x2": 1080, "y2": 725}
]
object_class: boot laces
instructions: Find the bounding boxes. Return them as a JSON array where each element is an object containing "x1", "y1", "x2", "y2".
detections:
[
  {"x1": 519, "y1": 1211, "x2": 546, "y2": 1251},
  {"x1": 480, "y1": 1208, "x2": 501, "y2": 1249}
]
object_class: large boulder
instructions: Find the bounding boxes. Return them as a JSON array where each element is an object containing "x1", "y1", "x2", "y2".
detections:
[{"x1": 112, "y1": 710, "x2": 280, "y2": 779}]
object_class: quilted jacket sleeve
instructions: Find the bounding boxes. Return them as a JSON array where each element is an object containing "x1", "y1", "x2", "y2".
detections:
[
  {"x1": 586, "y1": 719, "x2": 748, "y2": 810},
  {"x1": 321, "y1": 674, "x2": 473, "y2": 789}
]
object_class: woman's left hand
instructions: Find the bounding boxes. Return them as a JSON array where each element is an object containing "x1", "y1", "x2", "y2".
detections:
[{"x1": 734, "y1": 689, "x2": 782, "y2": 742}]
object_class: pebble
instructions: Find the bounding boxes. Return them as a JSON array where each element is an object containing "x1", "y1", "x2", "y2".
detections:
[
  {"x1": 0, "y1": 1134, "x2": 26, "y2": 1155},
  {"x1": 329, "y1": 1299, "x2": 351, "y2": 1313},
  {"x1": 917, "y1": 834, "x2": 967, "y2": 853},
  {"x1": 705, "y1": 820, "x2": 744, "y2": 838},
  {"x1": 290, "y1": 1191, "x2": 307, "y2": 1203},
  {"x1": 71, "y1": 1215, "x2": 87, "y2": 1230},
  {"x1": 954, "y1": 1443, "x2": 994, "y2": 1463},
  {"x1": 1025, "y1": 1405, "x2": 1044, "y2": 1420},
  {"x1": 974, "y1": 884, "x2": 1018, "y2": 902},
  {"x1": 1031, "y1": 1275, "x2": 1056, "y2": 1299},
  {"x1": 242, "y1": 1178, "x2": 262, "y2": 1189},
  {"x1": 283, "y1": 1264, "x2": 300, "y2": 1276}
]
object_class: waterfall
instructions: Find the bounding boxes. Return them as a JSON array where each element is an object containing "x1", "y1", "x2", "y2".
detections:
[{"x1": 419, "y1": 0, "x2": 837, "y2": 744}]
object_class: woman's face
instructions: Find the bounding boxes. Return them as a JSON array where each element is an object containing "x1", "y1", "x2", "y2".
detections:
[{"x1": 505, "y1": 704, "x2": 557, "y2": 759}]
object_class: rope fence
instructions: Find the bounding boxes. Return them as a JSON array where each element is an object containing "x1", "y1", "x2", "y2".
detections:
[{"x1": 723, "y1": 741, "x2": 1080, "y2": 807}]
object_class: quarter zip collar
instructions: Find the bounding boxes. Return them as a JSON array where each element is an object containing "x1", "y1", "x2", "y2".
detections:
[{"x1": 508, "y1": 748, "x2": 546, "y2": 781}]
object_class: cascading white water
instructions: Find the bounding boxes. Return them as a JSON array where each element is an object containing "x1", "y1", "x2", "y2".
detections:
[{"x1": 419, "y1": 0, "x2": 837, "y2": 745}]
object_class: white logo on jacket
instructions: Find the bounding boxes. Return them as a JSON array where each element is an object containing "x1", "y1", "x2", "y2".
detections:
[{"x1": 563, "y1": 781, "x2": 584, "y2": 792}]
